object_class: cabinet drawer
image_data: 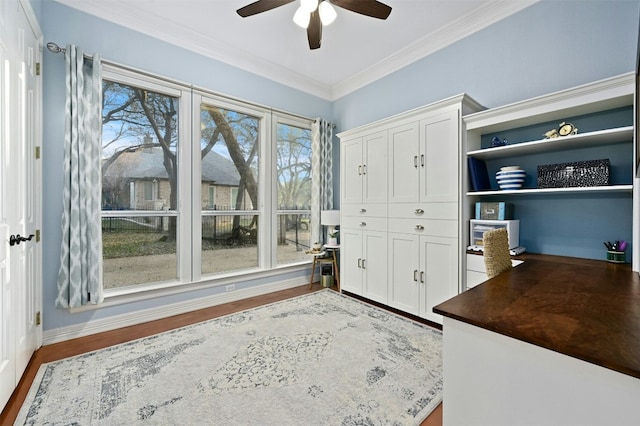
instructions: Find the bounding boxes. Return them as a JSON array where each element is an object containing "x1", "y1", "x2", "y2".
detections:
[
  {"x1": 466, "y1": 270, "x2": 487, "y2": 289},
  {"x1": 388, "y1": 202, "x2": 457, "y2": 220},
  {"x1": 466, "y1": 253, "x2": 486, "y2": 273},
  {"x1": 342, "y1": 215, "x2": 387, "y2": 232},
  {"x1": 341, "y1": 204, "x2": 387, "y2": 218},
  {"x1": 388, "y1": 218, "x2": 457, "y2": 238}
]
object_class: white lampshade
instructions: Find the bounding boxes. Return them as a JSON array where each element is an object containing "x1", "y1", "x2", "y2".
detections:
[
  {"x1": 318, "y1": 1, "x2": 337, "y2": 26},
  {"x1": 293, "y1": 6, "x2": 310, "y2": 28},
  {"x1": 321, "y1": 210, "x2": 340, "y2": 226},
  {"x1": 300, "y1": 0, "x2": 319, "y2": 12}
]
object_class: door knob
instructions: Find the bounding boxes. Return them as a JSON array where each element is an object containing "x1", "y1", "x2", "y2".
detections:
[{"x1": 9, "y1": 234, "x2": 34, "y2": 246}]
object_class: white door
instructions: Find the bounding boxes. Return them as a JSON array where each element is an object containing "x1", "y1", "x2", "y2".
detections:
[
  {"x1": 362, "y1": 131, "x2": 387, "y2": 204},
  {"x1": 419, "y1": 110, "x2": 459, "y2": 203},
  {"x1": 340, "y1": 138, "x2": 363, "y2": 205},
  {"x1": 340, "y1": 227, "x2": 363, "y2": 294},
  {"x1": 420, "y1": 235, "x2": 458, "y2": 323},
  {"x1": 388, "y1": 122, "x2": 419, "y2": 203},
  {"x1": 361, "y1": 229, "x2": 387, "y2": 304},
  {"x1": 0, "y1": 0, "x2": 42, "y2": 410},
  {"x1": 387, "y1": 232, "x2": 420, "y2": 315}
]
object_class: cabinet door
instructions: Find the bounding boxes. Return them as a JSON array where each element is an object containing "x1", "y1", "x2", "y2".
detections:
[
  {"x1": 420, "y1": 235, "x2": 459, "y2": 323},
  {"x1": 341, "y1": 138, "x2": 363, "y2": 204},
  {"x1": 388, "y1": 232, "x2": 420, "y2": 315},
  {"x1": 420, "y1": 109, "x2": 459, "y2": 203},
  {"x1": 362, "y1": 230, "x2": 388, "y2": 304},
  {"x1": 388, "y1": 122, "x2": 420, "y2": 203},
  {"x1": 362, "y1": 131, "x2": 388, "y2": 204},
  {"x1": 340, "y1": 227, "x2": 363, "y2": 295}
]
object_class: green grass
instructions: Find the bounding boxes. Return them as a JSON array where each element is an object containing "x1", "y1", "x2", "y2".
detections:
[{"x1": 102, "y1": 231, "x2": 175, "y2": 258}]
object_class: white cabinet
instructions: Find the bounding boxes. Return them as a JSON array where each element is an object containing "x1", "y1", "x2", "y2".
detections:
[
  {"x1": 339, "y1": 94, "x2": 484, "y2": 324},
  {"x1": 340, "y1": 217, "x2": 387, "y2": 303},
  {"x1": 465, "y1": 253, "x2": 524, "y2": 290},
  {"x1": 388, "y1": 110, "x2": 460, "y2": 204},
  {"x1": 388, "y1": 233, "x2": 458, "y2": 323},
  {"x1": 340, "y1": 131, "x2": 388, "y2": 205}
]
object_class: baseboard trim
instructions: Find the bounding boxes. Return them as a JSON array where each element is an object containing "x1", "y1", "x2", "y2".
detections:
[{"x1": 43, "y1": 277, "x2": 308, "y2": 345}]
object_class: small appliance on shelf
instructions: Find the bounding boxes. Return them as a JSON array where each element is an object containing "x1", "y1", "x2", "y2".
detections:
[{"x1": 468, "y1": 219, "x2": 520, "y2": 250}]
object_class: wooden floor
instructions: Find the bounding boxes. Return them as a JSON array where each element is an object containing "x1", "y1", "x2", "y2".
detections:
[{"x1": 1, "y1": 284, "x2": 442, "y2": 425}]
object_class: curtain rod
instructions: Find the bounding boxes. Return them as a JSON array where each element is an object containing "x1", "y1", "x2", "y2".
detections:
[
  {"x1": 46, "y1": 42, "x2": 329, "y2": 127},
  {"x1": 46, "y1": 41, "x2": 119, "y2": 67}
]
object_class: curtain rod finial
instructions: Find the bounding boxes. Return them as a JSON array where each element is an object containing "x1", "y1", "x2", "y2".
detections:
[{"x1": 46, "y1": 42, "x2": 66, "y2": 54}]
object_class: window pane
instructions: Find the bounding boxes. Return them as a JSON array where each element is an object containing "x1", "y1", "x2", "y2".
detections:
[
  {"x1": 276, "y1": 123, "x2": 312, "y2": 264},
  {"x1": 102, "y1": 80, "x2": 179, "y2": 288},
  {"x1": 102, "y1": 215, "x2": 177, "y2": 288},
  {"x1": 201, "y1": 214, "x2": 259, "y2": 274},
  {"x1": 200, "y1": 104, "x2": 260, "y2": 275}
]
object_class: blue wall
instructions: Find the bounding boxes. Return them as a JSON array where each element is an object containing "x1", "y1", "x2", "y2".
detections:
[
  {"x1": 36, "y1": 0, "x2": 640, "y2": 332},
  {"x1": 333, "y1": 1, "x2": 640, "y2": 130}
]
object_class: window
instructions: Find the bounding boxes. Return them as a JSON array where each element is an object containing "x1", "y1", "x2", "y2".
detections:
[
  {"x1": 275, "y1": 118, "x2": 312, "y2": 265},
  {"x1": 101, "y1": 66, "x2": 313, "y2": 292},
  {"x1": 199, "y1": 101, "x2": 261, "y2": 276}
]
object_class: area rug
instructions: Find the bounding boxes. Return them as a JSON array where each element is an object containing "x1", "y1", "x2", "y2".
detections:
[{"x1": 15, "y1": 289, "x2": 442, "y2": 425}]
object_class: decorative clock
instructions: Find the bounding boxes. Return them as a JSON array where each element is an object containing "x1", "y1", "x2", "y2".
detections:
[{"x1": 544, "y1": 121, "x2": 578, "y2": 139}]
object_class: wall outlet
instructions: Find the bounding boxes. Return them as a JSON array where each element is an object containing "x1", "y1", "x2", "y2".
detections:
[{"x1": 225, "y1": 284, "x2": 235, "y2": 292}]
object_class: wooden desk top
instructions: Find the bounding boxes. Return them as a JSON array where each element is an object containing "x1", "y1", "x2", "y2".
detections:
[{"x1": 434, "y1": 255, "x2": 640, "y2": 379}]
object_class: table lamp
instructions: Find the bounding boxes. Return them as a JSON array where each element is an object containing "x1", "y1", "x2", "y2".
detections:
[{"x1": 321, "y1": 210, "x2": 340, "y2": 246}]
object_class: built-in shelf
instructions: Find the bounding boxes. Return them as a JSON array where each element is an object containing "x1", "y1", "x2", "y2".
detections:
[
  {"x1": 467, "y1": 185, "x2": 633, "y2": 196},
  {"x1": 467, "y1": 126, "x2": 633, "y2": 160}
]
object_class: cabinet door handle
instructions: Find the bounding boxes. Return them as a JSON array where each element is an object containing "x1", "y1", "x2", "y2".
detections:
[
  {"x1": 362, "y1": 259, "x2": 366, "y2": 269},
  {"x1": 362, "y1": 164, "x2": 367, "y2": 175},
  {"x1": 421, "y1": 154, "x2": 425, "y2": 167},
  {"x1": 360, "y1": 222, "x2": 367, "y2": 227},
  {"x1": 358, "y1": 165, "x2": 362, "y2": 175},
  {"x1": 414, "y1": 155, "x2": 418, "y2": 168},
  {"x1": 414, "y1": 208, "x2": 424, "y2": 214},
  {"x1": 360, "y1": 208, "x2": 367, "y2": 213},
  {"x1": 413, "y1": 269, "x2": 418, "y2": 282},
  {"x1": 358, "y1": 258, "x2": 362, "y2": 268},
  {"x1": 415, "y1": 224, "x2": 424, "y2": 231},
  {"x1": 420, "y1": 271, "x2": 425, "y2": 283}
]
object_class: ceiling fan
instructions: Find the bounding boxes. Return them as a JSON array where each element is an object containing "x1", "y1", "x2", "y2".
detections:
[{"x1": 236, "y1": 0, "x2": 392, "y2": 50}]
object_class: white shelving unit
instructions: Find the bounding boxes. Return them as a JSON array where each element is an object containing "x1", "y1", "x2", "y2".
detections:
[
  {"x1": 467, "y1": 126, "x2": 633, "y2": 160},
  {"x1": 468, "y1": 185, "x2": 633, "y2": 196},
  {"x1": 461, "y1": 72, "x2": 638, "y2": 275}
]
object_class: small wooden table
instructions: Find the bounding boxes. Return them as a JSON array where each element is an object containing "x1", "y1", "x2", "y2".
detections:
[{"x1": 308, "y1": 244, "x2": 340, "y2": 291}]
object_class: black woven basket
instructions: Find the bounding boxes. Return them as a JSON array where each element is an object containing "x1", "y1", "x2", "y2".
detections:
[{"x1": 537, "y1": 159, "x2": 610, "y2": 188}]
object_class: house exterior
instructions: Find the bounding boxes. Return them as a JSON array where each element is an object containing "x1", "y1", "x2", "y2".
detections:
[{"x1": 102, "y1": 145, "x2": 249, "y2": 211}]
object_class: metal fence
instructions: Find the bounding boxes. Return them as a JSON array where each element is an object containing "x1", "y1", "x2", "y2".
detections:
[{"x1": 102, "y1": 207, "x2": 311, "y2": 248}]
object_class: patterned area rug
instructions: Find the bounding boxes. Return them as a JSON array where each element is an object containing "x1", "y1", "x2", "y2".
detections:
[{"x1": 16, "y1": 290, "x2": 442, "y2": 425}]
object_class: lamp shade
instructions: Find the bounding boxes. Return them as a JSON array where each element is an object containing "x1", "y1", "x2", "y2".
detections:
[{"x1": 321, "y1": 210, "x2": 340, "y2": 226}]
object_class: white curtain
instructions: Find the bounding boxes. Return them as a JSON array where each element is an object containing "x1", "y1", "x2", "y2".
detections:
[
  {"x1": 56, "y1": 46, "x2": 104, "y2": 308},
  {"x1": 310, "y1": 119, "x2": 334, "y2": 245}
]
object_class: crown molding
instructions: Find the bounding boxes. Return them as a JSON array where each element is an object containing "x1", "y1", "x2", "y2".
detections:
[
  {"x1": 52, "y1": 0, "x2": 539, "y2": 101},
  {"x1": 52, "y1": 0, "x2": 335, "y2": 99},
  {"x1": 330, "y1": 0, "x2": 539, "y2": 100}
]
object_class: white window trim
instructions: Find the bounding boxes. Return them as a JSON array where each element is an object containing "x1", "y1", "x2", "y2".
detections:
[{"x1": 100, "y1": 64, "x2": 314, "y2": 302}]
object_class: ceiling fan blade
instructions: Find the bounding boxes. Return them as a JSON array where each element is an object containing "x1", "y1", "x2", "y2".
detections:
[
  {"x1": 330, "y1": 0, "x2": 392, "y2": 19},
  {"x1": 237, "y1": 0, "x2": 296, "y2": 18},
  {"x1": 307, "y1": 10, "x2": 322, "y2": 49}
]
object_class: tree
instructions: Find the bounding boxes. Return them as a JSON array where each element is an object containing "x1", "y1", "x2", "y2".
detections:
[{"x1": 102, "y1": 81, "x2": 261, "y2": 243}]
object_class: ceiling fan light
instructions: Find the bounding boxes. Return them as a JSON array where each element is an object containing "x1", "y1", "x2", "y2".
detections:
[
  {"x1": 300, "y1": 0, "x2": 319, "y2": 12},
  {"x1": 293, "y1": 6, "x2": 310, "y2": 28},
  {"x1": 318, "y1": 1, "x2": 337, "y2": 25}
]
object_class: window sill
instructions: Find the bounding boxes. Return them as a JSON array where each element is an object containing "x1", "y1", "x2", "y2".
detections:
[{"x1": 69, "y1": 262, "x2": 311, "y2": 313}]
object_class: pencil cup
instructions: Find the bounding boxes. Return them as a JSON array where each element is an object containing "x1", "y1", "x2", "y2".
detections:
[{"x1": 606, "y1": 251, "x2": 625, "y2": 263}]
